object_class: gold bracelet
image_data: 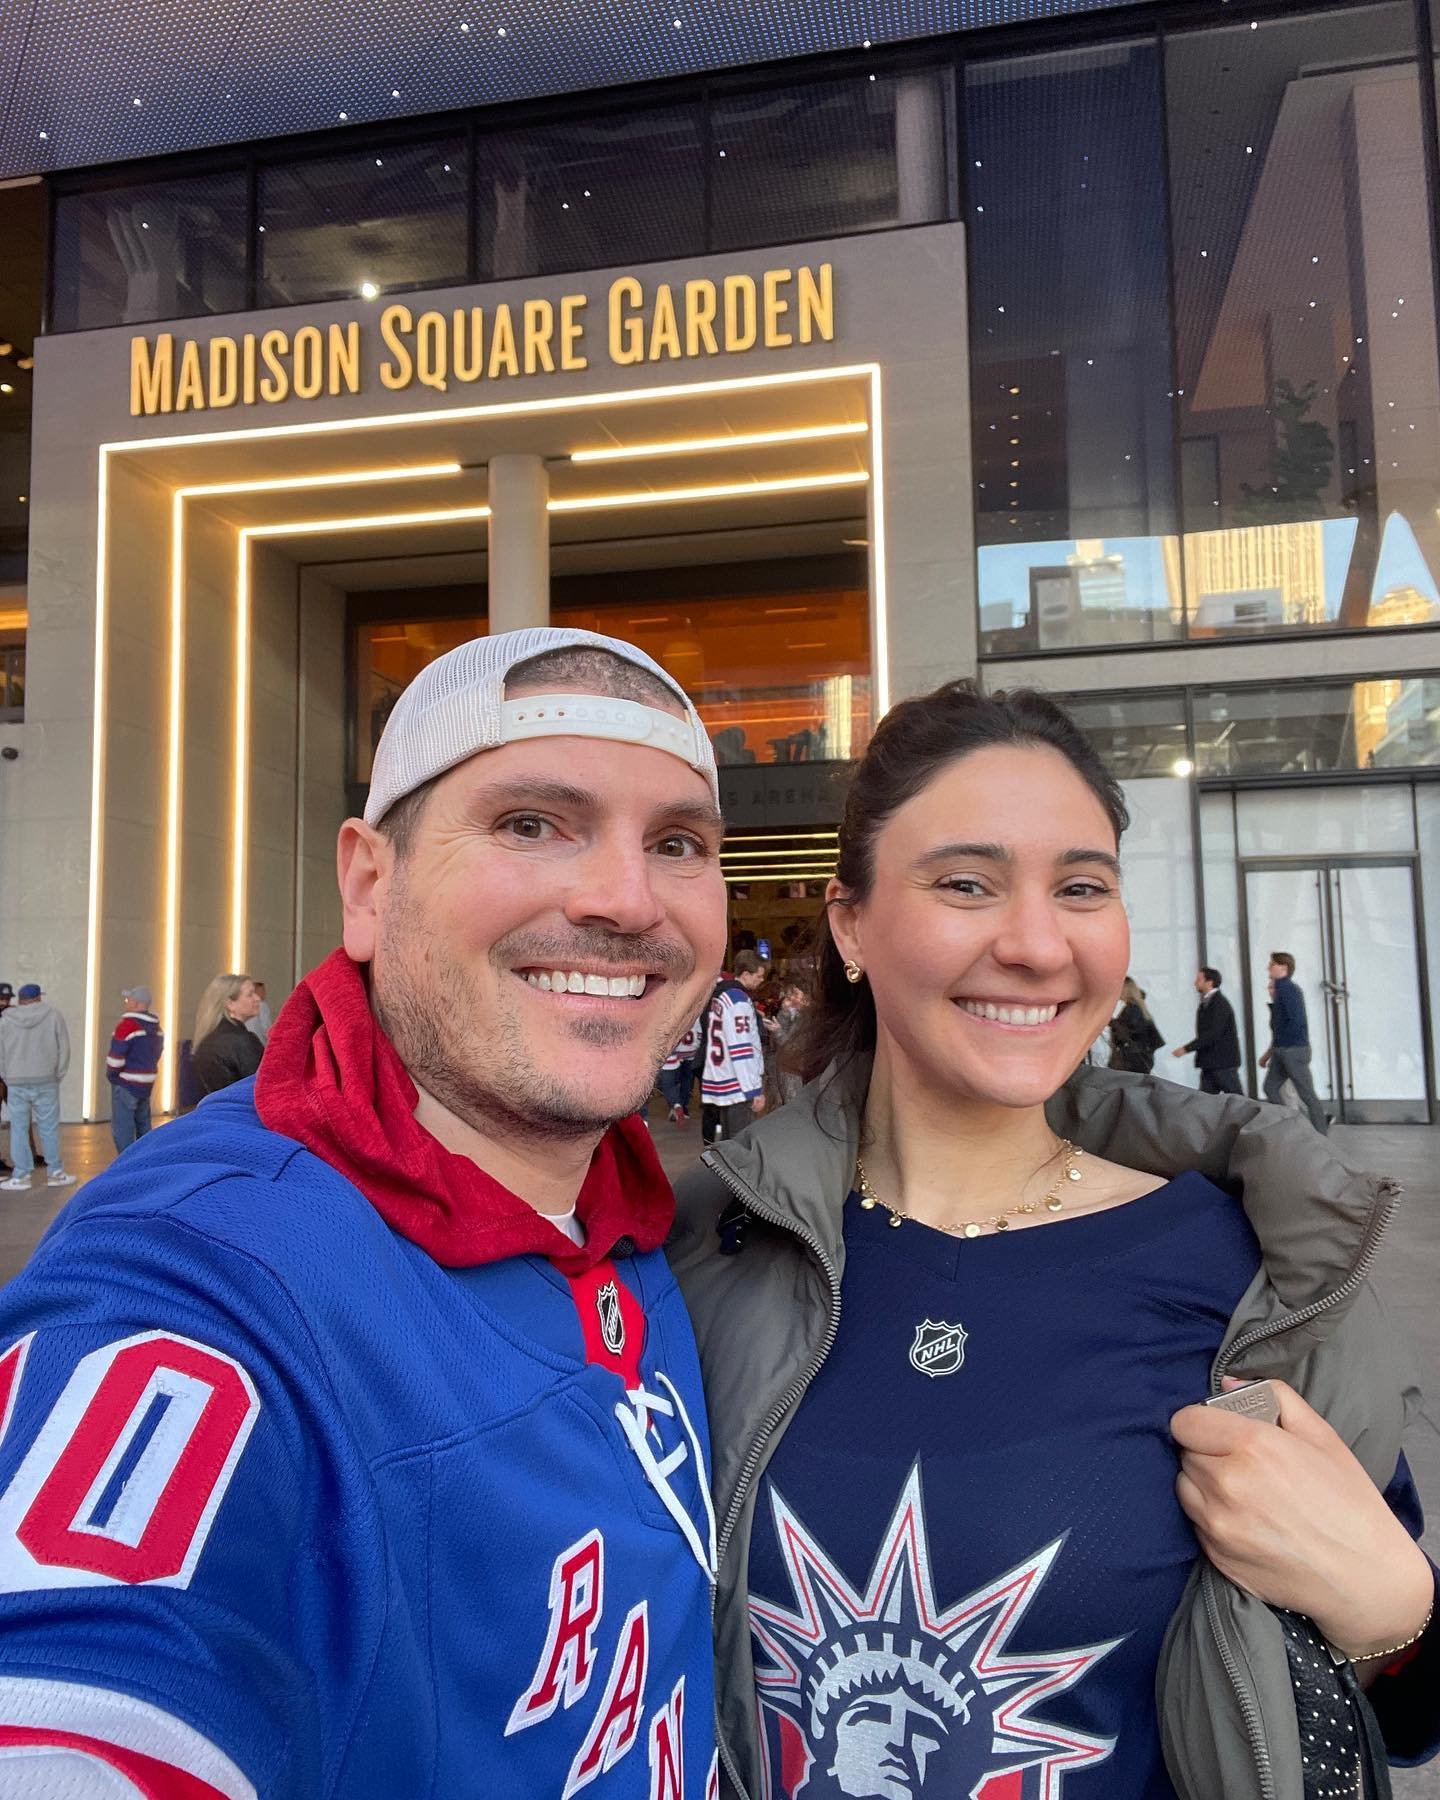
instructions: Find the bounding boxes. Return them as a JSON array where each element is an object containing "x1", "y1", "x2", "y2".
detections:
[{"x1": 1343, "y1": 1601, "x2": 1434, "y2": 1663}]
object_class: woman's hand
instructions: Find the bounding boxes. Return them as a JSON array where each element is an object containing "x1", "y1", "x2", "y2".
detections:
[{"x1": 1172, "y1": 1378, "x2": 1433, "y2": 1658}]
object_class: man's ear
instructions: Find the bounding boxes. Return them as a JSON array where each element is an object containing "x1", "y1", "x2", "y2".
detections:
[{"x1": 337, "y1": 818, "x2": 394, "y2": 963}]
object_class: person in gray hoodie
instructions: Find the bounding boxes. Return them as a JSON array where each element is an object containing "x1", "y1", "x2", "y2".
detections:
[{"x1": 0, "y1": 982, "x2": 76, "y2": 1190}]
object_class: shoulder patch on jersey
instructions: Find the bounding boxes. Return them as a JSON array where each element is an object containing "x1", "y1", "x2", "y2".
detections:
[{"x1": 0, "y1": 1331, "x2": 260, "y2": 1592}]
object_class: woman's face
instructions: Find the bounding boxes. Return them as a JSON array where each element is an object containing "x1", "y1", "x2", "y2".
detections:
[
  {"x1": 829, "y1": 744, "x2": 1130, "y2": 1110},
  {"x1": 229, "y1": 979, "x2": 261, "y2": 1022}
]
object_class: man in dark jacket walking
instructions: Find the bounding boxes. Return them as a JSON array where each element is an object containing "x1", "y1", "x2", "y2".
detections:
[
  {"x1": 1172, "y1": 966, "x2": 1242, "y2": 1094},
  {"x1": 1260, "y1": 950, "x2": 1330, "y2": 1133}
]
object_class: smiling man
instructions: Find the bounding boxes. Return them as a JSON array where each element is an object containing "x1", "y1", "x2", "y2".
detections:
[{"x1": 0, "y1": 629, "x2": 729, "y2": 1798}]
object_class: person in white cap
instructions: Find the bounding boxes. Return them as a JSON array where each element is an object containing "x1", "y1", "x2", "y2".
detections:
[{"x1": 0, "y1": 629, "x2": 728, "y2": 1797}]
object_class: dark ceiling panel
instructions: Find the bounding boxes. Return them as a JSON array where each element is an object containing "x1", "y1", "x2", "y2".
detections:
[{"x1": 2, "y1": 0, "x2": 1133, "y2": 180}]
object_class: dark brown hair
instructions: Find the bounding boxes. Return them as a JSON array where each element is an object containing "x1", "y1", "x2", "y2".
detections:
[
  {"x1": 789, "y1": 681, "x2": 1129, "y2": 1083},
  {"x1": 1270, "y1": 950, "x2": 1296, "y2": 976}
]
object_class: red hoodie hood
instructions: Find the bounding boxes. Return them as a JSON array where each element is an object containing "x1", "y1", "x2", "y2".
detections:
[{"x1": 253, "y1": 949, "x2": 675, "y2": 1273}]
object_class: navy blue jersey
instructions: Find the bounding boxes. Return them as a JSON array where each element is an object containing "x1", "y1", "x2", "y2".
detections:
[
  {"x1": 747, "y1": 1173, "x2": 1263, "y2": 1800},
  {"x1": 0, "y1": 1086, "x2": 718, "y2": 1797}
]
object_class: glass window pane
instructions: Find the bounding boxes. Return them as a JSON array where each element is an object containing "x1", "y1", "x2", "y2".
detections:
[
  {"x1": 1168, "y1": 6, "x2": 1440, "y2": 635},
  {"x1": 550, "y1": 590, "x2": 871, "y2": 766},
  {"x1": 353, "y1": 615, "x2": 485, "y2": 785},
  {"x1": 1055, "y1": 690, "x2": 1189, "y2": 779},
  {"x1": 968, "y1": 42, "x2": 1179, "y2": 654},
  {"x1": 51, "y1": 172, "x2": 247, "y2": 331},
  {"x1": 259, "y1": 138, "x2": 467, "y2": 306},
  {"x1": 1193, "y1": 677, "x2": 1440, "y2": 776},
  {"x1": 477, "y1": 106, "x2": 703, "y2": 281},
  {"x1": 711, "y1": 71, "x2": 947, "y2": 252}
]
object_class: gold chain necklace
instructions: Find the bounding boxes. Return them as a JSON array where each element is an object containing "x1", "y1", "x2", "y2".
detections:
[{"x1": 854, "y1": 1140, "x2": 1083, "y2": 1238}]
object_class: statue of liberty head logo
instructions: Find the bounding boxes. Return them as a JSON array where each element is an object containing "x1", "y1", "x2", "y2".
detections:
[{"x1": 749, "y1": 1467, "x2": 1121, "y2": 1800}]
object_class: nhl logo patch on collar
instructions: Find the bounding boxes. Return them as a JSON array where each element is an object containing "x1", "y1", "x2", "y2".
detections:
[
  {"x1": 595, "y1": 1279, "x2": 626, "y2": 1356},
  {"x1": 909, "y1": 1318, "x2": 967, "y2": 1378}
]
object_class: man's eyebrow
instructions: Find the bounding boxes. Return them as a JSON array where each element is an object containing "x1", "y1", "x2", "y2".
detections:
[
  {"x1": 915, "y1": 840, "x2": 1121, "y2": 875},
  {"x1": 463, "y1": 778, "x2": 724, "y2": 834},
  {"x1": 467, "y1": 777, "x2": 600, "y2": 812}
]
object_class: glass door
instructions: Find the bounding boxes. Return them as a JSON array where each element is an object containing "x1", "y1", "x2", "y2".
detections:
[{"x1": 1241, "y1": 858, "x2": 1432, "y2": 1124}]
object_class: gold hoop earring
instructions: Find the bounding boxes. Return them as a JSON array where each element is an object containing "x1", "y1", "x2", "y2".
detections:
[{"x1": 843, "y1": 960, "x2": 864, "y2": 985}]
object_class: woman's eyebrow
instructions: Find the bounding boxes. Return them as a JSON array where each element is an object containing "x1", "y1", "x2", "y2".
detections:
[{"x1": 914, "y1": 841, "x2": 1121, "y2": 876}]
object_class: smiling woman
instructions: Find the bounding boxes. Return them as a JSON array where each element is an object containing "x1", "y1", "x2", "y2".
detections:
[{"x1": 671, "y1": 676, "x2": 1440, "y2": 1800}]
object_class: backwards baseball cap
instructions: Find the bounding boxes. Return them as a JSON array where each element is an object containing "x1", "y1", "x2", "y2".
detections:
[
  {"x1": 17, "y1": 983, "x2": 41, "y2": 1000},
  {"x1": 363, "y1": 626, "x2": 718, "y2": 827},
  {"x1": 0, "y1": 983, "x2": 12, "y2": 1001},
  {"x1": 123, "y1": 984, "x2": 153, "y2": 1009}
]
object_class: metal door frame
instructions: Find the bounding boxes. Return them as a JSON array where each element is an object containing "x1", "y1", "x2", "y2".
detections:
[{"x1": 1236, "y1": 852, "x2": 1435, "y2": 1126}]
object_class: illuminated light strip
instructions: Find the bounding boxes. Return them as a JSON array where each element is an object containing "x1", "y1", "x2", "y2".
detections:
[
  {"x1": 725, "y1": 872, "x2": 835, "y2": 884},
  {"x1": 158, "y1": 462, "x2": 465, "y2": 1111},
  {"x1": 103, "y1": 365, "x2": 882, "y2": 457},
  {"x1": 550, "y1": 471, "x2": 867, "y2": 513},
  {"x1": 723, "y1": 831, "x2": 840, "y2": 843},
  {"x1": 230, "y1": 503, "x2": 492, "y2": 969},
  {"x1": 159, "y1": 489, "x2": 186, "y2": 1113},
  {"x1": 246, "y1": 504, "x2": 491, "y2": 540},
  {"x1": 182, "y1": 461, "x2": 462, "y2": 500},
  {"x1": 81, "y1": 449, "x2": 111, "y2": 1119},
  {"x1": 569, "y1": 422, "x2": 867, "y2": 463},
  {"x1": 869, "y1": 366, "x2": 890, "y2": 719}
]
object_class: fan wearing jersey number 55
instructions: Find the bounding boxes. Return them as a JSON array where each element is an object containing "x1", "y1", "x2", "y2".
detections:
[{"x1": 0, "y1": 628, "x2": 729, "y2": 1799}]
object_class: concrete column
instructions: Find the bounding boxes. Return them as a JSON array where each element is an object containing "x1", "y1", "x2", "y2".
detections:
[
  {"x1": 487, "y1": 454, "x2": 550, "y2": 632},
  {"x1": 896, "y1": 74, "x2": 946, "y2": 225}
]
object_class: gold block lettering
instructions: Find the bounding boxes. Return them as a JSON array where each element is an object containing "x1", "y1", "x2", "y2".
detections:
[
  {"x1": 797, "y1": 264, "x2": 835, "y2": 344},
  {"x1": 416, "y1": 311, "x2": 449, "y2": 392},
  {"x1": 524, "y1": 298, "x2": 556, "y2": 374},
  {"x1": 608, "y1": 276, "x2": 645, "y2": 366},
  {"x1": 685, "y1": 280, "x2": 719, "y2": 356},
  {"x1": 174, "y1": 339, "x2": 206, "y2": 412},
  {"x1": 762, "y1": 269, "x2": 793, "y2": 348},
  {"x1": 293, "y1": 324, "x2": 324, "y2": 400},
  {"x1": 328, "y1": 321, "x2": 361, "y2": 395},
  {"x1": 723, "y1": 275, "x2": 757, "y2": 352},
  {"x1": 454, "y1": 307, "x2": 485, "y2": 383},
  {"x1": 209, "y1": 337, "x2": 238, "y2": 408},
  {"x1": 488, "y1": 304, "x2": 520, "y2": 378},
  {"x1": 130, "y1": 334, "x2": 173, "y2": 416},
  {"x1": 259, "y1": 329, "x2": 290, "y2": 402},
  {"x1": 647, "y1": 283, "x2": 681, "y2": 361},
  {"x1": 379, "y1": 304, "x2": 414, "y2": 390},
  {"x1": 560, "y1": 295, "x2": 588, "y2": 369}
]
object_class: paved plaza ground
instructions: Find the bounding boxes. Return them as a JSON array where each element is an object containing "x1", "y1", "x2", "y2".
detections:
[{"x1": 1, "y1": 1104, "x2": 1437, "y2": 1791}]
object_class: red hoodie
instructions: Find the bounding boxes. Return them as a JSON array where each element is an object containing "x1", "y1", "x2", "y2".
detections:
[{"x1": 254, "y1": 948, "x2": 674, "y2": 1275}]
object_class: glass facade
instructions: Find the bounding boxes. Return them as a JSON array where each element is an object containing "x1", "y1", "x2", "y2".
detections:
[
  {"x1": 259, "y1": 137, "x2": 468, "y2": 304},
  {"x1": 50, "y1": 170, "x2": 248, "y2": 331},
  {"x1": 0, "y1": 596, "x2": 25, "y2": 720},
  {"x1": 968, "y1": 41, "x2": 1180, "y2": 654},
  {"x1": 1193, "y1": 676, "x2": 1440, "y2": 775},
  {"x1": 354, "y1": 616, "x2": 488, "y2": 783},
  {"x1": 971, "y1": 1, "x2": 1440, "y2": 654},
  {"x1": 1059, "y1": 691, "x2": 1189, "y2": 779}
]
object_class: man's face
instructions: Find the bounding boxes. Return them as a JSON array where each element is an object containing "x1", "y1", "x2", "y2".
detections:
[
  {"x1": 1194, "y1": 970, "x2": 1209, "y2": 994},
  {"x1": 739, "y1": 968, "x2": 766, "y2": 993},
  {"x1": 1267, "y1": 959, "x2": 1287, "y2": 982},
  {"x1": 345, "y1": 725, "x2": 728, "y2": 1141}
]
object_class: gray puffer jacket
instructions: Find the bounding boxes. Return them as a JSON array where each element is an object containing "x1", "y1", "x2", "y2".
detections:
[{"x1": 668, "y1": 1058, "x2": 1420, "y2": 1800}]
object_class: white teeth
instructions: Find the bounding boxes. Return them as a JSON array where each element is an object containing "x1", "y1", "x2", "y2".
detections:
[
  {"x1": 568, "y1": 973, "x2": 588, "y2": 994},
  {"x1": 537, "y1": 972, "x2": 552, "y2": 992},
  {"x1": 630, "y1": 974, "x2": 646, "y2": 997},
  {"x1": 552, "y1": 970, "x2": 568, "y2": 991},
  {"x1": 608, "y1": 977, "x2": 628, "y2": 997},
  {"x1": 959, "y1": 999, "x2": 1060, "y2": 1026},
  {"x1": 526, "y1": 968, "x2": 649, "y2": 998}
]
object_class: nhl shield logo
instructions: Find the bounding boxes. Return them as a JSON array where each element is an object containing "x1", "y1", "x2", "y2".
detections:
[
  {"x1": 596, "y1": 1279, "x2": 626, "y2": 1356},
  {"x1": 909, "y1": 1318, "x2": 967, "y2": 1378}
]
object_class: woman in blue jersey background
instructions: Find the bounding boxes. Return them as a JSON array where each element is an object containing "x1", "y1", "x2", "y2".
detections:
[{"x1": 671, "y1": 681, "x2": 1439, "y2": 1800}]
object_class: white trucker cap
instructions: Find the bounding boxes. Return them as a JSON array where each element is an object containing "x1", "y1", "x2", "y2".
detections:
[{"x1": 363, "y1": 625, "x2": 719, "y2": 825}]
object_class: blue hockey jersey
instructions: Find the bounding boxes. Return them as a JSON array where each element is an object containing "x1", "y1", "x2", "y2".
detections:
[{"x1": 0, "y1": 1083, "x2": 719, "y2": 1798}]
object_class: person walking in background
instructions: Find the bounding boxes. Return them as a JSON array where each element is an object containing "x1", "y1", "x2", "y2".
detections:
[
  {"x1": 1261, "y1": 949, "x2": 1330, "y2": 1134},
  {"x1": 246, "y1": 978, "x2": 273, "y2": 1046},
  {"x1": 1172, "y1": 965, "x2": 1242, "y2": 1094},
  {"x1": 191, "y1": 972, "x2": 265, "y2": 1096},
  {"x1": 701, "y1": 948, "x2": 767, "y2": 1142},
  {"x1": 659, "y1": 1011, "x2": 704, "y2": 1123},
  {"x1": 0, "y1": 982, "x2": 12, "y2": 1174},
  {"x1": 105, "y1": 983, "x2": 165, "y2": 1151},
  {"x1": 0, "y1": 982, "x2": 76, "y2": 1192},
  {"x1": 1107, "y1": 974, "x2": 1165, "y2": 1073},
  {"x1": 770, "y1": 977, "x2": 810, "y2": 1104}
]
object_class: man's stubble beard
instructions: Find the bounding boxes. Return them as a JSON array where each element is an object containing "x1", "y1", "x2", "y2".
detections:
[{"x1": 371, "y1": 877, "x2": 690, "y2": 1145}]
